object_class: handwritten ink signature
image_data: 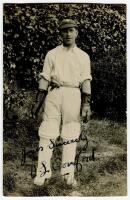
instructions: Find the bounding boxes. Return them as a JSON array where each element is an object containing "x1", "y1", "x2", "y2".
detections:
[
  {"x1": 48, "y1": 133, "x2": 88, "y2": 149},
  {"x1": 20, "y1": 132, "x2": 96, "y2": 178},
  {"x1": 21, "y1": 146, "x2": 43, "y2": 166},
  {"x1": 52, "y1": 157, "x2": 82, "y2": 172}
]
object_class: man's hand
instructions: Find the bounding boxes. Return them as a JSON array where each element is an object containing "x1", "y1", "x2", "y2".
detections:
[
  {"x1": 81, "y1": 103, "x2": 91, "y2": 123},
  {"x1": 81, "y1": 92, "x2": 91, "y2": 123}
]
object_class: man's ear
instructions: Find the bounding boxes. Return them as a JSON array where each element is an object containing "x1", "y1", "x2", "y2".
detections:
[{"x1": 76, "y1": 29, "x2": 78, "y2": 38}]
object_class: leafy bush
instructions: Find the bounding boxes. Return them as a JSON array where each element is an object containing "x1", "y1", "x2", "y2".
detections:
[
  {"x1": 3, "y1": 171, "x2": 16, "y2": 194},
  {"x1": 3, "y1": 3, "x2": 126, "y2": 120}
]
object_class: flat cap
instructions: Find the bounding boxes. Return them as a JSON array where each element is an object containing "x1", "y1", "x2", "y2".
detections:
[{"x1": 59, "y1": 19, "x2": 78, "y2": 30}]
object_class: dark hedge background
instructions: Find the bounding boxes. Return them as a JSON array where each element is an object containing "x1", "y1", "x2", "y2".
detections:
[{"x1": 3, "y1": 3, "x2": 126, "y2": 121}]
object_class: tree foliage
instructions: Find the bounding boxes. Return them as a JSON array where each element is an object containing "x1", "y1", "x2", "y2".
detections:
[{"x1": 3, "y1": 3, "x2": 126, "y2": 120}]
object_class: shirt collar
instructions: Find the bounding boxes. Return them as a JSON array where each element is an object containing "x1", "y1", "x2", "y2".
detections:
[{"x1": 61, "y1": 44, "x2": 78, "y2": 53}]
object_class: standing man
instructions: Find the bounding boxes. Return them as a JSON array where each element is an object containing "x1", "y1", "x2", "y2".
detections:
[{"x1": 32, "y1": 19, "x2": 92, "y2": 186}]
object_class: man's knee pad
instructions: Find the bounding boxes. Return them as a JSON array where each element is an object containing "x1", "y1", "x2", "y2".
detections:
[
  {"x1": 61, "y1": 141, "x2": 77, "y2": 176},
  {"x1": 61, "y1": 121, "x2": 80, "y2": 140},
  {"x1": 36, "y1": 137, "x2": 55, "y2": 176},
  {"x1": 39, "y1": 120, "x2": 60, "y2": 139}
]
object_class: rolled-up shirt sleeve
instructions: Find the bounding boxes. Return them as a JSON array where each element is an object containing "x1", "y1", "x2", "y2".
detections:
[
  {"x1": 39, "y1": 52, "x2": 52, "y2": 82},
  {"x1": 80, "y1": 54, "x2": 92, "y2": 83}
]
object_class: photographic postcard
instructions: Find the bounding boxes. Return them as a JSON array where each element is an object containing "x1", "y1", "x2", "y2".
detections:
[{"x1": 1, "y1": 0, "x2": 129, "y2": 199}]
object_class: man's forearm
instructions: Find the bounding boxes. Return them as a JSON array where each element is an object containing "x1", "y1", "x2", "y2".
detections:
[
  {"x1": 35, "y1": 89, "x2": 48, "y2": 110},
  {"x1": 81, "y1": 79, "x2": 91, "y2": 104},
  {"x1": 39, "y1": 77, "x2": 49, "y2": 91},
  {"x1": 31, "y1": 77, "x2": 49, "y2": 118},
  {"x1": 81, "y1": 79, "x2": 91, "y2": 96},
  {"x1": 81, "y1": 79, "x2": 91, "y2": 122}
]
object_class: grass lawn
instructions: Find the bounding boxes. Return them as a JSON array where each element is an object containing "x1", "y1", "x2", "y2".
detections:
[{"x1": 3, "y1": 119, "x2": 127, "y2": 196}]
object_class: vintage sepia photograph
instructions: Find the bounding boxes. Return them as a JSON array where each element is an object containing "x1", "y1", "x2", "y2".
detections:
[{"x1": 3, "y1": 1, "x2": 127, "y2": 197}]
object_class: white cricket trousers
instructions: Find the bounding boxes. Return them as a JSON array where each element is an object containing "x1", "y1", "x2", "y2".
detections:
[
  {"x1": 39, "y1": 87, "x2": 81, "y2": 140},
  {"x1": 34, "y1": 87, "x2": 81, "y2": 185}
]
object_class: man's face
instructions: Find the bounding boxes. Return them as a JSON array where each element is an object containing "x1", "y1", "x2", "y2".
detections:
[{"x1": 60, "y1": 27, "x2": 78, "y2": 47}]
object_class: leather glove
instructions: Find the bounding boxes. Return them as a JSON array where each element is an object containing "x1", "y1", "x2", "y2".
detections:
[
  {"x1": 81, "y1": 94, "x2": 91, "y2": 122},
  {"x1": 31, "y1": 89, "x2": 48, "y2": 119}
]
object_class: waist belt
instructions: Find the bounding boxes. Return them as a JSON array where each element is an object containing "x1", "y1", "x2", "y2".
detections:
[{"x1": 50, "y1": 81, "x2": 79, "y2": 90}]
